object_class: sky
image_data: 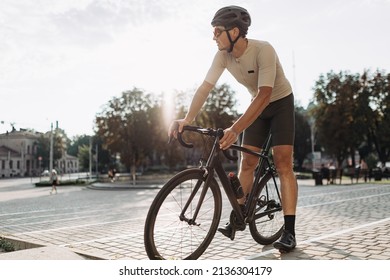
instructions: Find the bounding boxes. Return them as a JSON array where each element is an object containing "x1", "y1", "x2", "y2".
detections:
[{"x1": 1, "y1": 0, "x2": 389, "y2": 138}]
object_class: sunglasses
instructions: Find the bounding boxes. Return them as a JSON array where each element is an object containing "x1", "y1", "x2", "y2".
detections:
[{"x1": 213, "y1": 27, "x2": 230, "y2": 38}]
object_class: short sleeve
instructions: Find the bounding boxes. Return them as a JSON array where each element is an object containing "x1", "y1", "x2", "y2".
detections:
[
  {"x1": 257, "y1": 44, "x2": 277, "y2": 88},
  {"x1": 204, "y1": 51, "x2": 226, "y2": 85}
]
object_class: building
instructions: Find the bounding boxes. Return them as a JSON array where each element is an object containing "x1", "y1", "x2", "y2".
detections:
[
  {"x1": 0, "y1": 128, "x2": 79, "y2": 178},
  {"x1": 57, "y1": 153, "x2": 79, "y2": 174},
  {"x1": 0, "y1": 129, "x2": 41, "y2": 177}
]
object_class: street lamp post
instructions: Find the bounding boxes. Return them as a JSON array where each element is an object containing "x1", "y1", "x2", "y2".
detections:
[
  {"x1": 309, "y1": 117, "x2": 316, "y2": 170},
  {"x1": 89, "y1": 137, "x2": 92, "y2": 179},
  {"x1": 49, "y1": 123, "x2": 53, "y2": 173}
]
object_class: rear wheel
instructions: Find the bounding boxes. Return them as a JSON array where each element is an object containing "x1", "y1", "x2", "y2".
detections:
[
  {"x1": 249, "y1": 172, "x2": 284, "y2": 245},
  {"x1": 144, "y1": 168, "x2": 222, "y2": 259}
]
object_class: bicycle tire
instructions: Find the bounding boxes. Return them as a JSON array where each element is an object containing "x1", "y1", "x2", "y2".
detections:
[
  {"x1": 249, "y1": 172, "x2": 284, "y2": 245},
  {"x1": 144, "y1": 168, "x2": 222, "y2": 260}
]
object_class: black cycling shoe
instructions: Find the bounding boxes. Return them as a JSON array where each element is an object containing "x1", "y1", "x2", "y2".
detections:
[
  {"x1": 273, "y1": 230, "x2": 296, "y2": 253},
  {"x1": 218, "y1": 223, "x2": 236, "y2": 240},
  {"x1": 218, "y1": 205, "x2": 246, "y2": 240}
]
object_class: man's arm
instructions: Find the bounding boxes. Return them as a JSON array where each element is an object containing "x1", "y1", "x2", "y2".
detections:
[
  {"x1": 168, "y1": 80, "x2": 214, "y2": 137},
  {"x1": 184, "y1": 80, "x2": 214, "y2": 124}
]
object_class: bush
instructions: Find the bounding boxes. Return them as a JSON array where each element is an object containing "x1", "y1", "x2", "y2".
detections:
[
  {"x1": 0, "y1": 237, "x2": 15, "y2": 252},
  {"x1": 35, "y1": 179, "x2": 90, "y2": 187}
]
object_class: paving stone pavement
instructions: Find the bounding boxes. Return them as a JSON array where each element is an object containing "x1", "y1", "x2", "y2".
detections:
[{"x1": 1, "y1": 179, "x2": 389, "y2": 260}]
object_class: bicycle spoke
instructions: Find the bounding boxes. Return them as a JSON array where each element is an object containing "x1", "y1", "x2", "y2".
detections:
[{"x1": 249, "y1": 173, "x2": 284, "y2": 245}]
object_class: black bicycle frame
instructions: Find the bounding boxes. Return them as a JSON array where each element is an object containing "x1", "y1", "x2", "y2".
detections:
[
  {"x1": 178, "y1": 130, "x2": 277, "y2": 227},
  {"x1": 178, "y1": 131, "x2": 245, "y2": 226}
]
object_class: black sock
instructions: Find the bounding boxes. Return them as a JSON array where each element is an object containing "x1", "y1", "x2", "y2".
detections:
[{"x1": 284, "y1": 215, "x2": 296, "y2": 236}]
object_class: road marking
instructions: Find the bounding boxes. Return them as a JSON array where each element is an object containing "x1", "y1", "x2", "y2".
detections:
[
  {"x1": 299, "y1": 191, "x2": 390, "y2": 208},
  {"x1": 299, "y1": 185, "x2": 390, "y2": 198}
]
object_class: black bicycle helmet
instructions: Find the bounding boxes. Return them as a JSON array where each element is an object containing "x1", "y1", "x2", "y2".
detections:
[{"x1": 211, "y1": 6, "x2": 251, "y2": 36}]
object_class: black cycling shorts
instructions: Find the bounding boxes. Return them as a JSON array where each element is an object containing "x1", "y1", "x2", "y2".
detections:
[{"x1": 242, "y1": 93, "x2": 295, "y2": 148}]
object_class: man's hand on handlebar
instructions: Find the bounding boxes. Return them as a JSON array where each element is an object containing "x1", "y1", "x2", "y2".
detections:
[
  {"x1": 219, "y1": 126, "x2": 239, "y2": 150},
  {"x1": 168, "y1": 119, "x2": 190, "y2": 142}
]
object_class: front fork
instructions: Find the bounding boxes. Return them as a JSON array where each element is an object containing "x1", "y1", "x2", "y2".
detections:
[{"x1": 179, "y1": 167, "x2": 214, "y2": 226}]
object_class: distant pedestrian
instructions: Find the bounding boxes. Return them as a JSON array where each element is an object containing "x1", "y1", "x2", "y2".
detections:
[
  {"x1": 360, "y1": 159, "x2": 368, "y2": 182},
  {"x1": 50, "y1": 169, "x2": 59, "y2": 194},
  {"x1": 321, "y1": 164, "x2": 330, "y2": 185},
  {"x1": 112, "y1": 169, "x2": 117, "y2": 181},
  {"x1": 108, "y1": 169, "x2": 115, "y2": 182}
]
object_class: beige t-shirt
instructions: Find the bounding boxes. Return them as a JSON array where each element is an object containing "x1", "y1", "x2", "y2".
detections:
[{"x1": 204, "y1": 39, "x2": 292, "y2": 102}]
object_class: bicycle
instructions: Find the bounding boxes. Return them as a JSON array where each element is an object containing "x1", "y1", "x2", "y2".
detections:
[{"x1": 144, "y1": 125, "x2": 284, "y2": 260}]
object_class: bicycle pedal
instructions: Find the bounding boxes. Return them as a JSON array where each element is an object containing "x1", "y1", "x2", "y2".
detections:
[
  {"x1": 277, "y1": 247, "x2": 295, "y2": 254},
  {"x1": 217, "y1": 224, "x2": 236, "y2": 240}
]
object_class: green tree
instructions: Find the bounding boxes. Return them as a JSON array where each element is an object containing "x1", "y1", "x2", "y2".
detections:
[
  {"x1": 78, "y1": 144, "x2": 90, "y2": 172},
  {"x1": 36, "y1": 128, "x2": 69, "y2": 171},
  {"x1": 53, "y1": 128, "x2": 69, "y2": 162},
  {"x1": 367, "y1": 71, "x2": 390, "y2": 165},
  {"x1": 36, "y1": 134, "x2": 50, "y2": 170},
  {"x1": 95, "y1": 88, "x2": 153, "y2": 180},
  {"x1": 183, "y1": 84, "x2": 239, "y2": 166},
  {"x1": 312, "y1": 71, "x2": 363, "y2": 167},
  {"x1": 311, "y1": 69, "x2": 390, "y2": 168},
  {"x1": 293, "y1": 106, "x2": 311, "y2": 170},
  {"x1": 67, "y1": 135, "x2": 90, "y2": 157},
  {"x1": 196, "y1": 83, "x2": 238, "y2": 129},
  {"x1": 148, "y1": 97, "x2": 184, "y2": 170},
  {"x1": 67, "y1": 135, "x2": 110, "y2": 173},
  {"x1": 92, "y1": 135, "x2": 112, "y2": 174}
]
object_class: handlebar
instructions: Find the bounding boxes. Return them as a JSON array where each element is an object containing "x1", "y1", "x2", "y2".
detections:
[
  {"x1": 169, "y1": 125, "x2": 239, "y2": 161},
  {"x1": 179, "y1": 126, "x2": 224, "y2": 148}
]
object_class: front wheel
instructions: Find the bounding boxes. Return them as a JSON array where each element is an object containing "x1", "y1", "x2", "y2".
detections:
[
  {"x1": 144, "y1": 168, "x2": 222, "y2": 260},
  {"x1": 249, "y1": 172, "x2": 284, "y2": 245}
]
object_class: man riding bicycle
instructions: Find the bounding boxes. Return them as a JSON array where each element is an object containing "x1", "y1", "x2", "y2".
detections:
[{"x1": 169, "y1": 5, "x2": 298, "y2": 253}]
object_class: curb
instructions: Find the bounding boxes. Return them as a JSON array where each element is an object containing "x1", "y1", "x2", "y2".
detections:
[{"x1": 0, "y1": 236, "x2": 106, "y2": 260}]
